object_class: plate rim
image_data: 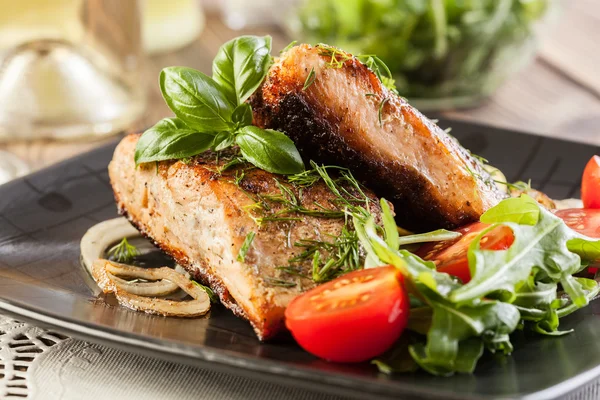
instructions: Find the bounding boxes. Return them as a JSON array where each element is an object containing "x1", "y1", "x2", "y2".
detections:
[{"x1": 0, "y1": 120, "x2": 598, "y2": 400}]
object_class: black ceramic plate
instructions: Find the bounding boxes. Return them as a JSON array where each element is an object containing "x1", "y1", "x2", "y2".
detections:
[{"x1": 0, "y1": 120, "x2": 598, "y2": 400}]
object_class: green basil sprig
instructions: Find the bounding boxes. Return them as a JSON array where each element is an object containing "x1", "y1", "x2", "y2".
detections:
[{"x1": 135, "y1": 35, "x2": 304, "y2": 175}]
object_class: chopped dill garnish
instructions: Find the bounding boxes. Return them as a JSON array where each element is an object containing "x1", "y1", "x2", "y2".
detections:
[
  {"x1": 264, "y1": 277, "x2": 297, "y2": 288},
  {"x1": 290, "y1": 226, "x2": 361, "y2": 282},
  {"x1": 303, "y1": 67, "x2": 316, "y2": 90},
  {"x1": 192, "y1": 281, "x2": 218, "y2": 303},
  {"x1": 237, "y1": 232, "x2": 256, "y2": 262},
  {"x1": 280, "y1": 40, "x2": 297, "y2": 54},
  {"x1": 107, "y1": 237, "x2": 140, "y2": 263},
  {"x1": 287, "y1": 168, "x2": 322, "y2": 187},
  {"x1": 316, "y1": 43, "x2": 352, "y2": 68},
  {"x1": 357, "y1": 55, "x2": 397, "y2": 93},
  {"x1": 263, "y1": 178, "x2": 345, "y2": 219},
  {"x1": 378, "y1": 97, "x2": 389, "y2": 126},
  {"x1": 255, "y1": 216, "x2": 303, "y2": 224},
  {"x1": 219, "y1": 157, "x2": 246, "y2": 173},
  {"x1": 233, "y1": 170, "x2": 245, "y2": 185},
  {"x1": 275, "y1": 265, "x2": 309, "y2": 279}
]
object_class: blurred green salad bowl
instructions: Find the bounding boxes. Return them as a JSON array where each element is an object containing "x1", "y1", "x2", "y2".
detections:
[{"x1": 288, "y1": 0, "x2": 557, "y2": 110}]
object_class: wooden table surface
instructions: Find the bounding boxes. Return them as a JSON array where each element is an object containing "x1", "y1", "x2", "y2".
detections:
[{"x1": 2, "y1": 0, "x2": 599, "y2": 172}]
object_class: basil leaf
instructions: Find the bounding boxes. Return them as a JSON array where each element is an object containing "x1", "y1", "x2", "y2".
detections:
[
  {"x1": 480, "y1": 195, "x2": 540, "y2": 225},
  {"x1": 160, "y1": 67, "x2": 234, "y2": 133},
  {"x1": 212, "y1": 131, "x2": 235, "y2": 151},
  {"x1": 134, "y1": 118, "x2": 214, "y2": 165},
  {"x1": 213, "y1": 35, "x2": 273, "y2": 105},
  {"x1": 235, "y1": 126, "x2": 304, "y2": 174},
  {"x1": 232, "y1": 103, "x2": 253, "y2": 127}
]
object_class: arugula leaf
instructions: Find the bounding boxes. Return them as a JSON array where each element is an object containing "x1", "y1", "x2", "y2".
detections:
[
  {"x1": 372, "y1": 335, "x2": 419, "y2": 374},
  {"x1": 160, "y1": 67, "x2": 235, "y2": 133},
  {"x1": 567, "y1": 238, "x2": 600, "y2": 261},
  {"x1": 232, "y1": 103, "x2": 253, "y2": 127},
  {"x1": 212, "y1": 35, "x2": 273, "y2": 105},
  {"x1": 480, "y1": 195, "x2": 540, "y2": 225},
  {"x1": 236, "y1": 126, "x2": 304, "y2": 174},
  {"x1": 380, "y1": 198, "x2": 399, "y2": 250},
  {"x1": 451, "y1": 196, "x2": 589, "y2": 307},
  {"x1": 357, "y1": 214, "x2": 519, "y2": 376},
  {"x1": 397, "y1": 229, "x2": 462, "y2": 246},
  {"x1": 135, "y1": 118, "x2": 214, "y2": 165}
]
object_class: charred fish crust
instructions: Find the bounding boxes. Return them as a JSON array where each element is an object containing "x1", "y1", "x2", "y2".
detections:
[
  {"x1": 252, "y1": 91, "x2": 456, "y2": 231},
  {"x1": 251, "y1": 44, "x2": 505, "y2": 232},
  {"x1": 109, "y1": 134, "x2": 383, "y2": 340}
]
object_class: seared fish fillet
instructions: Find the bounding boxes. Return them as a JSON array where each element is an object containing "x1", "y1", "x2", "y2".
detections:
[
  {"x1": 251, "y1": 44, "x2": 505, "y2": 232},
  {"x1": 109, "y1": 134, "x2": 380, "y2": 340}
]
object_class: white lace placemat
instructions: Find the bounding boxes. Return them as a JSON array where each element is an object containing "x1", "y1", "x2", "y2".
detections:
[
  {"x1": 0, "y1": 315, "x2": 349, "y2": 400},
  {"x1": 1, "y1": 314, "x2": 598, "y2": 400}
]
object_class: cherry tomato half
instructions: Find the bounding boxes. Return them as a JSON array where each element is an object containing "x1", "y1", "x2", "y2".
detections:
[
  {"x1": 582, "y1": 155, "x2": 600, "y2": 209},
  {"x1": 284, "y1": 266, "x2": 409, "y2": 363},
  {"x1": 416, "y1": 222, "x2": 515, "y2": 284},
  {"x1": 554, "y1": 208, "x2": 600, "y2": 239}
]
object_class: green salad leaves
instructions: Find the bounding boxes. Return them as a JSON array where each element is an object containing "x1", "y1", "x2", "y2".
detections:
[
  {"x1": 135, "y1": 36, "x2": 304, "y2": 175},
  {"x1": 355, "y1": 195, "x2": 600, "y2": 376}
]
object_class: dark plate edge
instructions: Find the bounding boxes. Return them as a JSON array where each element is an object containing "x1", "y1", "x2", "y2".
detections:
[
  {"x1": 0, "y1": 298, "x2": 465, "y2": 400},
  {"x1": 3, "y1": 296, "x2": 600, "y2": 400},
  {"x1": 1, "y1": 122, "x2": 598, "y2": 400}
]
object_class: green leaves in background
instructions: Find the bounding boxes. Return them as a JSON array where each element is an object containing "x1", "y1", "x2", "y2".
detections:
[
  {"x1": 236, "y1": 126, "x2": 304, "y2": 174},
  {"x1": 213, "y1": 35, "x2": 273, "y2": 106},
  {"x1": 136, "y1": 35, "x2": 305, "y2": 175},
  {"x1": 134, "y1": 118, "x2": 214, "y2": 165}
]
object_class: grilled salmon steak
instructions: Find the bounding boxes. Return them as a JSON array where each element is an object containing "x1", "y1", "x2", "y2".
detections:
[
  {"x1": 109, "y1": 134, "x2": 381, "y2": 340},
  {"x1": 251, "y1": 44, "x2": 505, "y2": 232}
]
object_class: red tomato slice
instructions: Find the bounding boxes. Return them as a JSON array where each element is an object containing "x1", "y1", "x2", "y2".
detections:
[
  {"x1": 416, "y1": 222, "x2": 515, "y2": 284},
  {"x1": 582, "y1": 155, "x2": 600, "y2": 209},
  {"x1": 285, "y1": 266, "x2": 409, "y2": 363},
  {"x1": 554, "y1": 208, "x2": 600, "y2": 239}
]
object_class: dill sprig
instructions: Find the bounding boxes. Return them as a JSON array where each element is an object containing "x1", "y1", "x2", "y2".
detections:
[
  {"x1": 290, "y1": 226, "x2": 361, "y2": 282},
  {"x1": 280, "y1": 40, "x2": 297, "y2": 54},
  {"x1": 303, "y1": 67, "x2": 316, "y2": 90},
  {"x1": 219, "y1": 156, "x2": 246, "y2": 173},
  {"x1": 107, "y1": 237, "x2": 140, "y2": 263},
  {"x1": 192, "y1": 281, "x2": 219, "y2": 303},
  {"x1": 316, "y1": 43, "x2": 352, "y2": 68},
  {"x1": 275, "y1": 265, "x2": 309, "y2": 279},
  {"x1": 264, "y1": 277, "x2": 297, "y2": 288},
  {"x1": 237, "y1": 232, "x2": 255, "y2": 262},
  {"x1": 378, "y1": 97, "x2": 389, "y2": 126}
]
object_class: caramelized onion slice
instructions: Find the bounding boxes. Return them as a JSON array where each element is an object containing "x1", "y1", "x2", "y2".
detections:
[
  {"x1": 81, "y1": 218, "x2": 179, "y2": 296},
  {"x1": 92, "y1": 259, "x2": 210, "y2": 317}
]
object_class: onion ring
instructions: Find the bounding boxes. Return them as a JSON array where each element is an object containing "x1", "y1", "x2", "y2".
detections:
[
  {"x1": 92, "y1": 259, "x2": 210, "y2": 317},
  {"x1": 80, "y1": 218, "x2": 179, "y2": 296}
]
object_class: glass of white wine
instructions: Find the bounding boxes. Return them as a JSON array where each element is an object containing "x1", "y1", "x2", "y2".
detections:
[
  {"x1": 0, "y1": 0, "x2": 146, "y2": 141},
  {"x1": 0, "y1": 0, "x2": 146, "y2": 183}
]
